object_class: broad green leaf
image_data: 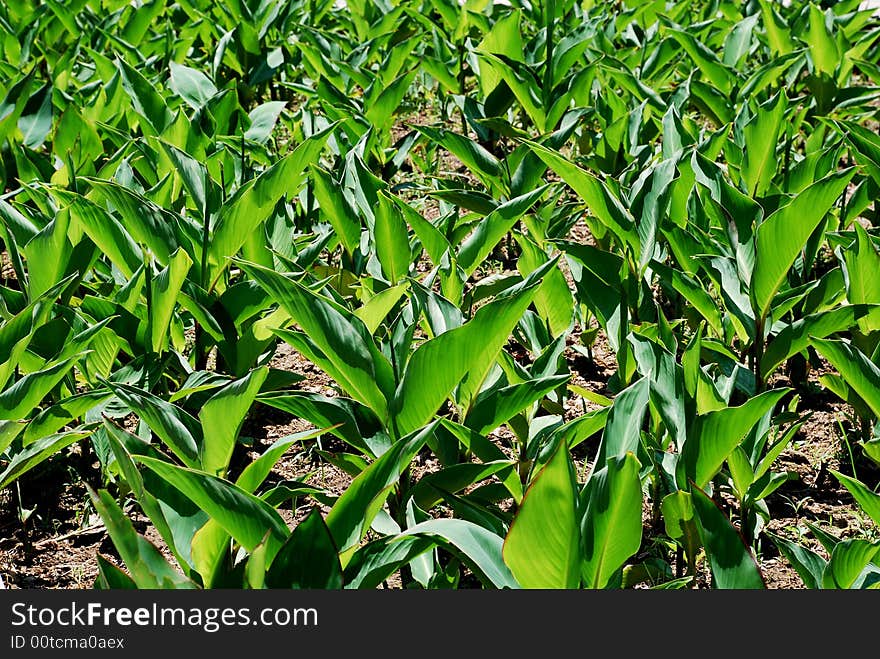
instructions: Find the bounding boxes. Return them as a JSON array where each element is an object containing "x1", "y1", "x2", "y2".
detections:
[
  {"x1": 812, "y1": 338, "x2": 880, "y2": 417},
  {"x1": 136, "y1": 456, "x2": 289, "y2": 561},
  {"x1": 661, "y1": 491, "x2": 701, "y2": 570},
  {"x1": 236, "y1": 427, "x2": 329, "y2": 494},
  {"x1": 595, "y1": 377, "x2": 650, "y2": 466},
  {"x1": 410, "y1": 461, "x2": 513, "y2": 510},
  {"x1": 169, "y1": 61, "x2": 218, "y2": 110},
  {"x1": 375, "y1": 192, "x2": 411, "y2": 284},
  {"x1": 240, "y1": 261, "x2": 393, "y2": 418},
  {"x1": 24, "y1": 389, "x2": 112, "y2": 444},
  {"x1": 412, "y1": 125, "x2": 504, "y2": 191},
  {"x1": 752, "y1": 170, "x2": 853, "y2": 321},
  {"x1": 245, "y1": 101, "x2": 287, "y2": 143},
  {"x1": 267, "y1": 508, "x2": 343, "y2": 589},
  {"x1": 401, "y1": 518, "x2": 519, "y2": 589},
  {"x1": 807, "y1": 3, "x2": 839, "y2": 76},
  {"x1": 668, "y1": 29, "x2": 736, "y2": 94},
  {"x1": 199, "y1": 367, "x2": 269, "y2": 476},
  {"x1": 465, "y1": 374, "x2": 570, "y2": 435},
  {"x1": 85, "y1": 179, "x2": 179, "y2": 267},
  {"x1": 208, "y1": 127, "x2": 332, "y2": 280},
  {"x1": 116, "y1": 57, "x2": 173, "y2": 134},
  {"x1": 327, "y1": 424, "x2": 434, "y2": 560},
  {"x1": 311, "y1": 165, "x2": 361, "y2": 256},
  {"x1": 682, "y1": 389, "x2": 789, "y2": 489},
  {"x1": 761, "y1": 305, "x2": 880, "y2": 380},
  {"x1": 392, "y1": 270, "x2": 543, "y2": 436},
  {"x1": 692, "y1": 485, "x2": 765, "y2": 589},
  {"x1": 150, "y1": 248, "x2": 192, "y2": 353},
  {"x1": 354, "y1": 284, "x2": 408, "y2": 334},
  {"x1": 60, "y1": 191, "x2": 143, "y2": 277},
  {"x1": 580, "y1": 452, "x2": 643, "y2": 589},
  {"x1": 824, "y1": 539, "x2": 880, "y2": 589},
  {"x1": 105, "y1": 381, "x2": 202, "y2": 468},
  {"x1": 527, "y1": 141, "x2": 640, "y2": 255},
  {"x1": 741, "y1": 92, "x2": 786, "y2": 197},
  {"x1": 0, "y1": 421, "x2": 25, "y2": 455},
  {"x1": 843, "y1": 224, "x2": 880, "y2": 334},
  {"x1": 0, "y1": 429, "x2": 91, "y2": 490},
  {"x1": 0, "y1": 356, "x2": 81, "y2": 421},
  {"x1": 88, "y1": 487, "x2": 196, "y2": 589},
  {"x1": 769, "y1": 532, "x2": 825, "y2": 589},
  {"x1": 22, "y1": 211, "x2": 71, "y2": 300},
  {"x1": 458, "y1": 185, "x2": 549, "y2": 276},
  {"x1": 258, "y1": 391, "x2": 379, "y2": 457},
  {"x1": 504, "y1": 441, "x2": 580, "y2": 588},
  {"x1": 832, "y1": 471, "x2": 880, "y2": 527},
  {"x1": 95, "y1": 556, "x2": 138, "y2": 590},
  {"x1": 514, "y1": 234, "x2": 573, "y2": 337},
  {"x1": 158, "y1": 141, "x2": 215, "y2": 221}
]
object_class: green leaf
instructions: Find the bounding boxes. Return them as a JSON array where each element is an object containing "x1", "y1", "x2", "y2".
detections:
[
  {"x1": 136, "y1": 455, "x2": 289, "y2": 561},
  {"x1": 354, "y1": 284, "x2": 408, "y2": 335},
  {"x1": 832, "y1": 471, "x2": 880, "y2": 527},
  {"x1": 24, "y1": 389, "x2": 112, "y2": 444},
  {"x1": 752, "y1": 169, "x2": 854, "y2": 321},
  {"x1": 503, "y1": 441, "x2": 580, "y2": 588},
  {"x1": 458, "y1": 185, "x2": 549, "y2": 277},
  {"x1": 150, "y1": 248, "x2": 192, "y2": 353},
  {"x1": 116, "y1": 57, "x2": 173, "y2": 134},
  {"x1": 527, "y1": 141, "x2": 639, "y2": 255},
  {"x1": 806, "y1": 3, "x2": 839, "y2": 77},
  {"x1": 410, "y1": 461, "x2": 514, "y2": 510},
  {"x1": 465, "y1": 374, "x2": 570, "y2": 435},
  {"x1": 374, "y1": 192, "x2": 411, "y2": 284},
  {"x1": 311, "y1": 165, "x2": 361, "y2": 256},
  {"x1": 60, "y1": 190, "x2": 143, "y2": 277},
  {"x1": 401, "y1": 518, "x2": 519, "y2": 589},
  {"x1": 769, "y1": 532, "x2": 825, "y2": 589},
  {"x1": 741, "y1": 92, "x2": 786, "y2": 197},
  {"x1": 391, "y1": 270, "x2": 543, "y2": 436},
  {"x1": 812, "y1": 338, "x2": 880, "y2": 417},
  {"x1": 595, "y1": 378, "x2": 650, "y2": 466},
  {"x1": 0, "y1": 429, "x2": 91, "y2": 490},
  {"x1": 85, "y1": 179, "x2": 179, "y2": 267},
  {"x1": 326, "y1": 424, "x2": 434, "y2": 561},
  {"x1": 824, "y1": 539, "x2": 880, "y2": 589},
  {"x1": 169, "y1": 61, "x2": 218, "y2": 110},
  {"x1": 761, "y1": 305, "x2": 880, "y2": 381},
  {"x1": 241, "y1": 261, "x2": 393, "y2": 419},
  {"x1": 88, "y1": 487, "x2": 196, "y2": 589},
  {"x1": 208, "y1": 127, "x2": 332, "y2": 279},
  {"x1": 199, "y1": 367, "x2": 269, "y2": 476},
  {"x1": 661, "y1": 491, "x2": 701, "y2": 570},
  {"x1": 412, "y1": 125, "x2": 504, "y2": 192},
  {"x1": 104, "y1": 381, "x2": 202, "y2": 469},
  {"x1": 266, "y1": 508, "x2": 343, "y2": 589},
  {"x1": 580, "y1": 452, "x2": 643, "y2": 589},
  {"x1": 95, "y1": 555, "x2": 138, "y2": 589},
  {"x1": 0, "y1": 421, "x2": 25, "y2": 455},
  {"x1": 158, "y1": 141, "x2": 215, "y2": 221},
  {"x1": 682, "y1": 389, "x2": 789, "y2": 489},
  {"x1": 0, "y1": 356, "x2": 81, "y2": 421},
  {"x1": 691, "y1": 485, "x2": 765, "y2": 589},
  {"x1": 236, "y1": 427, "x2": 329, "y2": 494},
  {"x1": 245, "y1": 101, "x2": 287, "y2": 143},
  {"x1": 844, "y1": 224, "x2": 880, "y2": 315}
]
